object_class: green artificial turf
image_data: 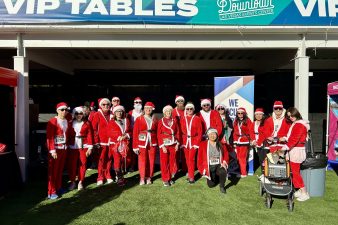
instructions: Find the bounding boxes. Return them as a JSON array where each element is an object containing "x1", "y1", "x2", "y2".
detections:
[{"x1": 1, "y1": 169, "x2": 337, "y2": 225}]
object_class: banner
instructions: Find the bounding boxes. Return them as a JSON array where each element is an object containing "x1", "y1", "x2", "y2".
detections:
[
  {"x1": 214, "y1": 75, "x2": 254, "y2": 175},
  {"x1": 1, "y1": 0, "x2": 338, "y2": 25},
  {"x1": 327, "y1": 82, "x2": 338, "y2": 161}
]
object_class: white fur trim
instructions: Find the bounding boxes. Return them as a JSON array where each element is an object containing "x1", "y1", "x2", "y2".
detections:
[
  {"x1": 201, "y1": 99, "x2": 211, "y2": 106},
  {"x1": 175, "y1": 96, "x2": 185, "y2": 103},
  {"x1": 99, "y1": 98, "x2": 111, "y2": 107},
  {"x1": 112, "y1": 105, "x2": 125, "y2": 114},
  {"x1": 163, "y1": 105, "x2": 173, "y2": 113},
  {"x1": 185, "y1": 103, "x2": 195, "y2": 109},
  {"x1": 49, "y1": 150, "x2": 56, "y2": 154}
]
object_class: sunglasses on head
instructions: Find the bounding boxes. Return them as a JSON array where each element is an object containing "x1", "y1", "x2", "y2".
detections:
[
  {"x1": 75, "y1": 112, "x2": 83, "y2": 115},
  {"x1": 59, "y1": 108, "x2": 68, "y2": 112},
  {"x1": 217, "y1": 107, "x2": 225, "y2": 111},
  {"x1": 274, "y1": 107, "x2": 283, "y2": 111},
  {"x1": 134, "y1": 101, "x2": 142, "y2": 104},
  {"x1": 186, "y1": 108, "x2": 194, "y2": 111}
]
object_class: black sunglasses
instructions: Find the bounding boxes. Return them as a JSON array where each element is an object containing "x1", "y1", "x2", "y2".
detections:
[
  {"x1": 59, "y1": 108, "x2": 68, "y2": 112},
  {"x1": 186, "y1": 108, "x2": 194, "y2": 111},
  {"x1": 274, "y1": 108, "x2": 283, "y2": 111},
  {"x1": 237, "y1": 112, "x2": 243, "y2": 115},
  {"x1": 134, "y1": 101, "x2": 142, "y2": 104},
  {"x1": 102, "y1": 104, "x2": 110, "y2": 106},
  {"x1": 75, "y1": 112, "x2": 83, "y2": 115},
  {"x1": 217, "y1": 107, "x2": 225, "y2": 111}
]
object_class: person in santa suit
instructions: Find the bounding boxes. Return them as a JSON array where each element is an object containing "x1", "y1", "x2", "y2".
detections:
[
  {"x1": 233, "y1": 107, "x2": 253, "y2": 178},
  {"x1": 196, "y1": 99, "x2": 223, "y2": 140},
  {"x1": 249, "y1": 108, "x2": 269, "y2": 174},
  {"x1": 198, "y1": 128, "x2": 229, "y2": 194},
  {"x1": 107, "y1": 105, "x2": 131, "y2": 187},
  {"x1": 91, "y1": 98, "x2": 114, "y2": 186},
  {"x1": 110, "y1": 96, "x2": 121, "y2": 112},
  {"x1": 171, "y1": 95, "x2": 187, "y2": 174},
  {"x1": 281, "y1": 107, "x2": 310, "y2": 202},
  {"x1": 264, "y1": 101, "x2": 291, "y2": 152},
  {"x1": 133, "y1": 102, "x2": 158, "y2": 185},
  {"x1": 180, "y1": 102, "x2": 202, "y2": 184},
  {"x1": 157, "y1": 105, "x2": 180, "y2": 187},
  {"x1": 215, "y1": 104, "x2": 233, "y2": 146},
  {"x1": 67, "y1": 106, "x2": 94, "y2": 191},
  {"x1": 46, "y1": 102, "x2": 73, "y2": 199}
]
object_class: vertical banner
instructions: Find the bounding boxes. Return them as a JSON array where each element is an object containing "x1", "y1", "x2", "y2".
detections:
[
  {"x1": 214, "y1": 76, "x2": 255, "y2": 175},
  {"x1": 327, "y1": 82, "x2": 338, "y2": 162}
]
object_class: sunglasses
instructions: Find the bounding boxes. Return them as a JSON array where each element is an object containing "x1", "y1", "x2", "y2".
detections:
[
  {"x1": 134, "y1": 101, "x2": 142, "y2": 104},
  {"x1": 75, "y1": 112, "x2": 83, "y2": 115},
  {"x1": 115, "y1": 110, "x2": 123, "y2": 113},
  {"x1": 274, "y1": 108, "x2": 283, "y2": 111},
  {"x1": 112, "y1": 100, "x2": 120, "y2": 102},
  {"x1": 59, "y1": 108, "x2": 68, "y2": 112},
  {"x1": 186, "y1": 108, "x2": 194, "y2": 111},
  {"x1": 102, "y1": 104, "x2": 110, "y2": 106},
  {"x1": 237, "y1": 112, "x2": 243, "y2": 115},
  {"x1": 217, "y1": 107, "x2": 225, "y2": 111},
  {"x1": 176, "y1": 100, "x2": 184, "y2": 103},
  {"x1": 202, "y1": 104, "x2": 210, "y2": 107}
]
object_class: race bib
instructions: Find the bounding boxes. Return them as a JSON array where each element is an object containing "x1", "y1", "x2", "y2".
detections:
[
  {"x1": 209, "y1": 157, "x2": 220, "y2": 165},
  {"x1": 55, "y1": 135, "x2": 65, "y2": 144},
  {"x1": 138, "y1": 134, "x2": 146, "y2": 141},
  {"x1": 163, "y1": 138, "x2": 172, "y2": 146}
]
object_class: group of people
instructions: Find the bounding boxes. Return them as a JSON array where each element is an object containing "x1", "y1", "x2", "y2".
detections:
[{"x1": 46, "y1": 95, "x2": 310, "y2": 202}]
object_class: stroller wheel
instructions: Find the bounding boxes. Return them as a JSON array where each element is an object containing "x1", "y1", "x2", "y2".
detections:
[
  {"x1": 287, "y1": 195, "x2": 294, "y2": 212},
  {"x1": 265, "y1": 193, "x2": 272, "y2": 209}
]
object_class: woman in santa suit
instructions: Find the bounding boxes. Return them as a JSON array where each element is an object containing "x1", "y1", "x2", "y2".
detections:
[
  {"x1": 107, "y1": 105, "x2": 132, "y2": 187},
  {"x1": 198, "y1": 128, "x2": 229, "y2": 194},
  {"x1": 67, "y1": 106, "x2": 93, "y2": 191},
  {"x1": 233, "y1": 107, "x2": 253, "y2": 178},
  {"x1": 46, "y1": 102, "x2": 72, "y2": 199},
  {"x1": 157, "y1": 105, "x2": 180, "y2": 187},
  {"x1": 133, "y1": 102, "x2": 158, "y2": 185},
  {"x1": 180, "y1": 102, "x2": 202, "y2": 184},
  {"x1": 281, "y1": 107, "x2": 310, "y2": 201},
  {"x1": 91, "y1": 98, "x2": 114, "y2": 186}
]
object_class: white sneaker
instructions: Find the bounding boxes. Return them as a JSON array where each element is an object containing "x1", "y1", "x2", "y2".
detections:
[
  {"x1": 146, "y1": 178, "x2": 152, "y2": 185},
  {"x1": 241, "y1": 175, "x2": 247, "y2": 178},
  {"x1": 139, "y1": 179, "x2": 145, "y2": 186},
  {"x1": 294, "y1": 189, "x2": 302, "y2": 198},
  {"x1": 297, "y1": 192, "x2": 310, "y2": 202},
  {"x1": 107, "y1": 179, "x2": 114, "y2": 184},
  {"x1": 97, "y1": 180, "x2": 103, "y2": 186},
  {"x1": 78, "y1": 181, "x2": 84, "y2": 190}
]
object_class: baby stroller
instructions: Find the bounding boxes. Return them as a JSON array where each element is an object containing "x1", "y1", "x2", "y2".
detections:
[{"x1": 259, "y1": 150, "x2": 294, "y2": 212}]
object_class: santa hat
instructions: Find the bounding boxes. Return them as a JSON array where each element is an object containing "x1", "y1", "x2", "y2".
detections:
[
  {"x1": 56, "y1": 102, "x2": 68, "y2": 111},
  {"x1": 273, "y1": 101, "x2": 283, "y2": 108},
  {"x1": 112, "y1": 105, "x2": 125, "y2": 114},
  {"x1": 237, "y1": 107, "x2": 246, "y2": 113},
  {"x1": 72, "y1": 106, "x2": 84, "y2": 114},
  {"x1": 144, "y1": 102, "x2": 155, "y2": 110},
  {"x1": 201, "y1": 98, "x2": 211, "y2": 106},
  {"x1": 98, "y1": 98, "x2": 111, "y2": 107},
  {"x1": 162, "y1": 105, "x2": 173, "y2": 113},
  {"x1": 134, "y1": 97, "x2": 142, "y2": 103},
  {"x1": 175, "y1": 95, "x2": 185, "y2": 103},
  {"x1": 112, "y1": 96, "x2": 120, "y2": 101},
  {"x1": 215, "y1": 104, "x2": 227, "y2": 110},
  {"x1": 255, "y1": 108, "x2": 264, "y2": 114},
  {"x1": 206, "y1": 128, "x2": 218, "y2": 136},
  {"x1": 185, "y1": 103, "x2": 195, "y2": 110}
]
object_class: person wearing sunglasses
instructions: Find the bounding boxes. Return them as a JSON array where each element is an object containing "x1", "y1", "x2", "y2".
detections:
[
  {"x1": 46, "y1": 102, "x2": 72, "y2": 199},
  {"x1": 281, "y1": 107, "x2": 310, "y2": 201},
  {"x1": 111, "y1": 96, "x2": 121, "y2": 112},
  {"x1": 265, "y1": 101, "x2": 291, "y2": 152},
  {"x1": 67, "y1": 106, "x2": 94, "y2": 191},
  {"x1": 196, "y1": 99, "x2": 223, "y2": 141},
  {"x1": 91, "y1": 98, "x2": 114, "y2": 186},
  {"x1": 233, "y1": 107, "x2": 253, "y2": 178},
  {"x1": 180, "y1": 102, "x2": 202, "y2": 184},
  {"x1": 107, "y1": 105, "x2": 131, "y2": 187},
  {"x1": 215, "y1": 104, "x2": 233, "y2": 145}
]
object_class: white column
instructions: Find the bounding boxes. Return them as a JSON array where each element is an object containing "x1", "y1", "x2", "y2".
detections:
[
  {"x1": 14, "y1": 56, "x2": 29, "y2": 182},
  {"x1": 294, "y1": 36, "x2": 310, "y2": 120}
]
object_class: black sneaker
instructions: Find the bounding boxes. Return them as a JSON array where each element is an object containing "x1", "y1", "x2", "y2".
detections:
[
  {"x1": 188, "y1": 179, "x2": 195, "y2": 184},
  {"x1": 220, "y1": 186, "x2": 226, "y2": 194},
  {"x1": 169, "y1": 180, "x2": 175, "y2": 185}
]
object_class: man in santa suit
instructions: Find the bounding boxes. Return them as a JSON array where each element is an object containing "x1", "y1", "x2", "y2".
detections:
[
  {"x1": 46, "y1": 102, "x2": 73, "y2": 199},
  {"x1": 265, "y1": 101, "x2": 291, "y2": 151},
  {"x1": 196, "y1": 98, "x2": 223, "y2": 140},
  {"x1": 180, "y1": 102, "x2": 202, "y2": 184},
  {"x1": 111, "y1": 96, "x2": 121, "y2": 112},
  {"x1": 91, "y1": 98, "x2": 114, "y2": 185}
]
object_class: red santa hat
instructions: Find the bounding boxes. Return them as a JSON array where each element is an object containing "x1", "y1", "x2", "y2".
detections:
[
  {"x1": 112, "y1": 105, "x2": 125, "y2": 114},
  {"x1": 56, "y1": 102, "x2": 68, "y2": 111},
  {"x1": 144, "y1": 102, "x2": 155, "y2": 110},
  {"x1": 134, "y1": 97, "x2": 142, "y2": 103},
  {"x1": 201, "y1": 98, "x2": 212, "y2": 106},
  {"x1": 98, "y1": 98, "x2": 111, "y2": 107},
  {"x1": 273, "y1": 101, "x2": 283, "y2": 108},
  {"x1": 237, "y1": 107, "x2": 247, "y2": 113},
  {"x1": 215, "y1": 104, "x2": 227, "y2": 110},
  {"x1": 72, "y1": 106, "x2": 84, "y2": 114},
  {"x1": 175, "y1": 95, "x2": 185, "y2": 103},
  {"x1": 254, "y1": 108, "x2": 264, "y2": 114},
  {"x1": 185, "y1": 103, "x2": 195, "y2": 110},
  {"x1": 162, "y1": 105, "x2": 173, "y2": 113},
  {"x1": 112, "y1": 96, "x2": 120, "y2": 102},
  {"x1": 90, "y1": 101, "x2": 95, "y2": 107}
]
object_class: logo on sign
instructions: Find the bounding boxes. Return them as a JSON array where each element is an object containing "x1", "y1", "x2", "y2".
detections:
[{"x1": 217, "y1": 0, "x2": 275, "y2": 20}]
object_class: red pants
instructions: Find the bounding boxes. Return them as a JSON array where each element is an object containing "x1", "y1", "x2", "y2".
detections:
[
  {"x1": 138, "y1": 146, "x2": 156, "y2": 179},
  {"x1": 290, "y1": 161, "x2": 305, "y2": 189},
  {"x1": 236, "y1": 145, "x2": 250, "y2": 176},
  {"x1": 160, "y1": 145, "x2": 178, "y2": 182},
  {"x1": 110, "y1": 144, "x2": 128, "y2": 171},
  {"x1": 67, "y1": 149, "x2": 88, "y2": 182},
  {"x1": 97, "y1": 145, "x2": 112, "y2": 181},
  {"x1": 47, "y1": 149, "x2": 67, "y2": 195},
  {"x1": 184, "y1": 147, "x2": 197, "y2": 180}
]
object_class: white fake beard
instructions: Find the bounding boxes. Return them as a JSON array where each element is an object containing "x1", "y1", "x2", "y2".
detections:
[{"x1": 134, "y1": 104, "x2": 142, "y2": 111}]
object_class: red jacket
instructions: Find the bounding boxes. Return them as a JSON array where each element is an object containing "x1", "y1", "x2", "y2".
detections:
[
  {"x1": 197, "y1": 140, "x2": 229, "y2": 179},
  {"x1": 172, "y1": 108, "x2": 185, "y2": 121},
  {"x1": 196, "y1": 110, "x2": 223, "y2": 137},
  {"x1": 233, "y1": 118, "x2": 253, "y2": 145},
  {"x1": 157, "y1": 118, "x2": 180, "y2": 148},
  {"x1": 265, "y1": 115, "x2": 291, "y2": 139},
  {"x1": 69, "y1": 120, "x2": 94, "y2": 150},
  {"x1": 46, "y1": 117, "x2": 73, "y2": 153},
  {"x1": 249, "y1": 121, "x2": 268, "y2": 147},
  {"x1": 285, "y1": 121, "x2": 308, "y2": 150},
  {"x1": 107, "y1": 118, "x2": 132, "y2": 145},
  {"x1": 91, "y1": 109, "x2": 113, "y2": 146},
  {"x1": 133, "y1": 115, "x2": 158, "y2": 150},
  {"x1": 180, "y1": 115, "x2": 202, "y2": 149}
]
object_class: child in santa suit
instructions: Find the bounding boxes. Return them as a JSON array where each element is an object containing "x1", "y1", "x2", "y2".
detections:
[
  {"x1": 233, "y1": 107, "x2": 253, "y2": 177},
  {"x1": 107, "y1": 105, "x2": 132, "y2": 187},
  {"x1": 67, "y1": 106, "x2": 94, "y2": 191},
  {"x1": 133, "y1": 102, "x2": 158, "y2": 185},
  {"x1": 198, "y1": 128, "x2": 229, "y2": 194},
  {"x1": 157, "y1": 105, "x2": 180, "y2": 187},
  {"x1": 180, "y1": 102, "x2": 202, "y2": 184},
  {"x1": 46, "y1": 102, "x2": 72, "y2": 199}
]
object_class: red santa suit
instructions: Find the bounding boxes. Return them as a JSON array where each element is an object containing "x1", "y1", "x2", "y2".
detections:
[
  {"x1": 196, "y1": 109, "x2": 223, "y2": 138},
  {"x1": 133, "y1": 115, "x2": 158, "y2": 180},
  {"x1": 172, "y1": 107, "x2": 187, "y2": 172},
  {"x1": 46, "y1": 116, "x2": 72, "y2": 196},
  {"x1": 127, "y1": 108, "x2": 143, "y2": 170},
  {"x1": 91, "y1": 108, "x2": 113, "y2": 182},
  {"x1": 233, "y1": 117, "x2": 253, "y2": 176},
  {"x1": 157, "y1": 117, "x2": 180, "y2": 182},
  {"x1": 180, "y1": 114, "x2": 202, "y2": 180},
  {"x1": 68, "y1": 120, "x2": 94, "y2": 183}
]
